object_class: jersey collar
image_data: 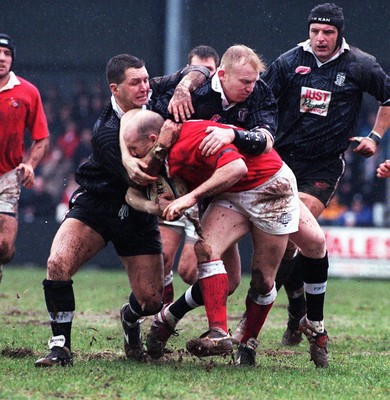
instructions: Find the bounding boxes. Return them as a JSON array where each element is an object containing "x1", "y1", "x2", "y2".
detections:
[
  {"x1": 211, "y1": 72, "x2": 237, "y2": 111},
  {"x1": 0, "y1": 71, "x2": 20, "y2": 92},
  {"x1": 298, "y1": 38, "x2": 350, "y2": 67},
  {"x1": 111, "y1": 90, "x2": 152, "y2": 119}
]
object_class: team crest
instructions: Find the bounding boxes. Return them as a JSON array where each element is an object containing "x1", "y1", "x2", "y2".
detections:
[
  {"x1": 237, "y1": 108, "x2": 249, "y2": 122},
  {"x1": 277, "y1": 212, "x2": 292, "y2": 226},
  {"x1": 9, "y1": 97, "x2": 19, "y2": 108},
  {"x1": 334, "y1": 72, "x2": 346, "y2": 87}
]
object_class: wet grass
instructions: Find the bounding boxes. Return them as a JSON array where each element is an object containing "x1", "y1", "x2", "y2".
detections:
[{"x1": 0, "y1": 267, "x2": 389, "y2": 399}]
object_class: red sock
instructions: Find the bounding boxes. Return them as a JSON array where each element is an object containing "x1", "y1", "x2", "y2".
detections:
[
  {"x1": 163, "y1": 282, "x2": 174, "y2": 304},
  {"x1": 241, "y1": 295, "x2": 274, "y2": 344},
  {"x1": 198, "y1": 260, "x2": 229, "y2": 333}
]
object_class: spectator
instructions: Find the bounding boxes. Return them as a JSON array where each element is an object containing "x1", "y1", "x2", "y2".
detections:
[
  {"x1": 340, "y1": 193, "x2": 373, "y2": 227},
  {"x1": 57, "y1": 120, "x2": 80, "y2": 160}
]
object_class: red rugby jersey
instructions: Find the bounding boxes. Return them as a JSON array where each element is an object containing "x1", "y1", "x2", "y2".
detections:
[
  {"x1": 168, "y1": 120, "x2": 283, "y2": 192},
  {"x1": 0, "y1": 76, "x2": 49, "y2": 174}
]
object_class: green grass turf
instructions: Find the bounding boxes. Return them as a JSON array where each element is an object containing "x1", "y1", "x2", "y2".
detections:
[{"x1": 0, "y1": 267, "x2": 389, "y2": 399}]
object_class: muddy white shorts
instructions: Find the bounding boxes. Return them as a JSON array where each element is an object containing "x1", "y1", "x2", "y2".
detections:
[
  {"x1": 210, "y1": 162, "x2": 299, "y2": 235},
  {"x1": 0, "y1": 169, "x2": 21, "y2": 215},
  {"x1": 159, "y1": 204, "x2": 199, "y2": 243}
]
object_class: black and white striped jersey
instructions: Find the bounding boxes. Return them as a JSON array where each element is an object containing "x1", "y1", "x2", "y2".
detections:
[{"x1": 262, "y1": 44, "x2": 390, "y2": 160}]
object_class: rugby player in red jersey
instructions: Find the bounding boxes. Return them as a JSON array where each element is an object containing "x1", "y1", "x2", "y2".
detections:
[{"x1": 121, "y1": 110, "x2": 327, "y2": 366}]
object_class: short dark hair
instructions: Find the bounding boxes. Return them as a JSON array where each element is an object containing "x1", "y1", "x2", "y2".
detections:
[
  {"x1": 187, "y1": 45, "x2": 219, "y2": 68},
  {"x1": 106, "y1": 54, "x2": 145, "y2": 84}
]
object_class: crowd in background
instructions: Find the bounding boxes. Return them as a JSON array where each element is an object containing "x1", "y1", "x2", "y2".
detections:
[{"x1": 19, "y1": 80, "x2": 390, "y2": 228}]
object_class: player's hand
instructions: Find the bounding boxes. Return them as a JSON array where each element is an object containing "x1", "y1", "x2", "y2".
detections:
[
  {"x1": 162, "y1": 193, "x2": 197, "y2": 221},
  {"x1": 349, "y1": 137, "x2": 376, "y2": 158},
  {"x1": 199, "y1": 127, "x2": 235, "y2": 156},
  {"x1": 16, "y1": 163, "x2": 35, "y2": 189},
  {"x1": 168, "y1": 85, "x2": 194, "y2": 122},
  {"x1": 376, "y1": 159, "x2": 390, "y2": 178},
  {"x1": 158, "y1": 120, "x2": 182, "y2": 148},
  {"x1": 124, "y1": 157, "x2": 157, "y2": 186}
]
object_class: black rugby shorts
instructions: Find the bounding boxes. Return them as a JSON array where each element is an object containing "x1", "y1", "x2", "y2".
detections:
[
  {"x1": 64, "y1": 189, "x2": 162, "y2": 256},
  {"x1": 278, "y1": 153, "x2": 346, "y2": 207}
]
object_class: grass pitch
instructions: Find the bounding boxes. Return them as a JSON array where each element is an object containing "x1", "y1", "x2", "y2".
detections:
[{"x1": 0, "y1": 267, "x2": 389, "y2": 399}]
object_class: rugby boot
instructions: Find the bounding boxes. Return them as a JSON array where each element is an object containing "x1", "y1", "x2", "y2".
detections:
[
  {"x1": 186, "y1": 328, "x2": 233, "y2": 357},
  {"x1": 146, "y1": 304, "x2": 178, "y2": 359},
  {"x1": 35, "y1": 335, "x2": 73, "y2": 367},
  {"x1": 120, "y1": 303, "x2": 145, "y2": 361},
  {"x1": 281, "y1": 305, "x2": 306, "y2": 346},
  {"x1": 235, "y1": 337, "x2": 259, "y2": 366},
  {"x1": 299, "y1": 315, "x2": 329, "y2": 368}
]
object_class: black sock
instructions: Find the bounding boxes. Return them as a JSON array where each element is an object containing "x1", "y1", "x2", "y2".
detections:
[
  {"x1": 300, "y1": 253, "x2": 329, "y2": 321},
  {"x1": 276, "y1": 256, "x2": 298, "y2": 291},
  {"x1": 170, "y1": 281, "x2": 204, "y2": 320},
  {"x1": 283, "y1": 256, "x2": 306, "y2": 324},
  {"x1": 43, "y1": 279, "x2": 75, "y2": 350},
  {"x1": 124, "y1": 293, "x2": 163, "y2": 323}
]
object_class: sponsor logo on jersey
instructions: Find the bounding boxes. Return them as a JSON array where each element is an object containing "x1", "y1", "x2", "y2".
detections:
[
  {"x1": 295, "y1": 66, "x2": 311, "y2": 75},
  {"x1": 334, "y1": 72, "x2": 346, "y2": 86},
  {"x1": 300, "y1": 86, "x2": 332, "y2": 116}
]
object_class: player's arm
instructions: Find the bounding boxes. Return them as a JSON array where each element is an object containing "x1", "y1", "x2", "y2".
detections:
[
  {"x1": 151, "y1": 66, "x2": 210, "y2": 122},
  {"x1": 150, "y1": 66, "x2": 209, "y2": 95},
  {"x1": 17, "y1": 137, "x2": 50, "y2": 189},
  {"x1": 163, "y1": 158, "x2": 248, "y2": 221},
  {"x1": 199, "y1": 126, "x2": 273, "y2": 157},
  {"x1": 125, "y1": 186, "x2": 171, "y2": 217},
  {"x1": 350, "y1": 105, "x2": 390, "y2": 158}
]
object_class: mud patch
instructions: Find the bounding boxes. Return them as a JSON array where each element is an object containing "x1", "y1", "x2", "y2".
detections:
[{"x1": 1, "y1": 347, "x2": 35, "y2": 358}]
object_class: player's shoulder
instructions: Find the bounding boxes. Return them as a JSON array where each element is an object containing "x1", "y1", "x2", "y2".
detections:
[
  {"x1": 15, "y1": 75, "x2": 41, "y2": 93},
  {"x1": 93, "y1": 103, "x2": 119, "y2": 135},
  {"x1": 274, "y1": 45, "x2": 303, "y2": 64},
  {"x1": 345, "y1": 46, "x2": 377, "y2": 65}
]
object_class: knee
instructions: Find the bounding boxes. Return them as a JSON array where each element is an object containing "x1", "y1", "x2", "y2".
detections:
[
  {"x1": 300, "y1": 233, "x2": 326, "y2": 258},
  {"x1": 250, "y1": 269, "x2": 274, "y2": 294},
  {"x1": 178, "y1": 263, "x2": 198, "y2": 285},
  {"x1": 47, "y1": 255, "x2": 72, "y2": 281},
  {"x1": 0, "y1": 240, "x2": 15, "y2": 264}
]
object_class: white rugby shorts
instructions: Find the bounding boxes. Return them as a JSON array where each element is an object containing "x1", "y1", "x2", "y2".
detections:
[
  {"x1": 160, "y1": 204, "x2": 199, "y2": 242},
  {"x1": 210, "y1": 162, "x2": 299, "y2": 235},
  {"x1": 0, "y1": 169, "x2": 21, "y2": 214}
]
